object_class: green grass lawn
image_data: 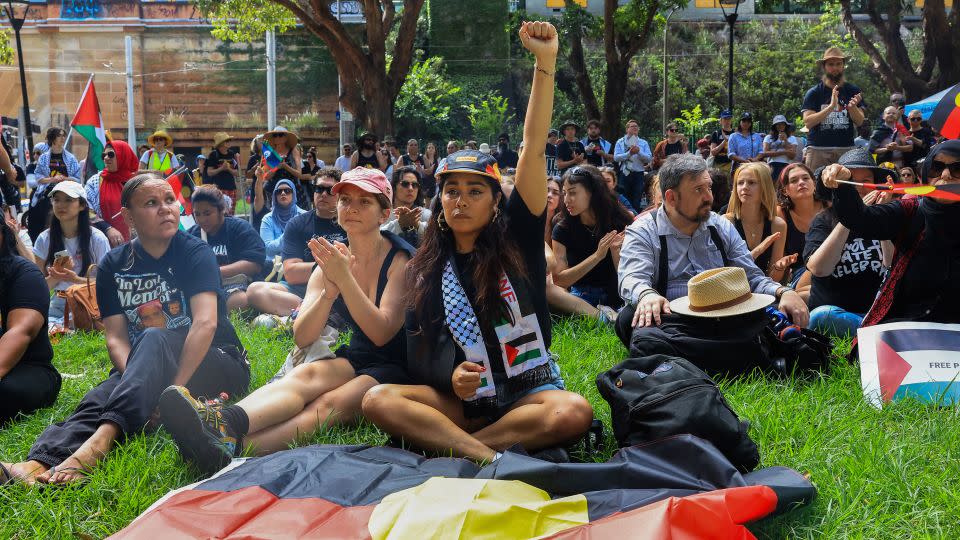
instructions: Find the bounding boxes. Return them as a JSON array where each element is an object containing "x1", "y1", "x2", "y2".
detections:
[{"x1": 2, "y1": 316, "x2": 959, "y2": 539}]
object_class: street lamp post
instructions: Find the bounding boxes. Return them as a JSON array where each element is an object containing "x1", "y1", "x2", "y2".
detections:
[
  {"x1": 719, "y1": 0, "x2": 743, "y2": 113},
  {"x1": 662, "y1": 8, "x2": 676, "y2": 131},
  {"x1": 4, "y1": 0, "x2": 34, "y2": 156}
]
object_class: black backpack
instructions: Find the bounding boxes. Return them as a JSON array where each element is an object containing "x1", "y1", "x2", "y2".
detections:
[{"x1": 597, "y1": 354, "x2": 760, "y2": 472}]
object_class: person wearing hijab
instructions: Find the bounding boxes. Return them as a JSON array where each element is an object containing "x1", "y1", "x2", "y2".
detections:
[
  {"x1": 259, "y1": 178, "x2": 307, "y2": 268},
  {"x1": 85, "y1": 140, "x2": 140, "y2": 245},
  {"x1": 821, "y1": 141, "x2": 960, "y2": 329}
]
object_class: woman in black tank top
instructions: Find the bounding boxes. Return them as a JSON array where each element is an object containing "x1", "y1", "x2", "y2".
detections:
[
  {"x1": 158, "y1": 167, "x2": 413, "y2": 474},
  {"x1": 777, "y1": 163, "x2": 828, "y2": 285},
  {"x1": 725, "y1": 163, "x2": 790, "y2": 280}
]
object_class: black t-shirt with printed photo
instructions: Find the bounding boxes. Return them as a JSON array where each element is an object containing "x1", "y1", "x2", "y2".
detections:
[
  {"x1": 280, "y1": 211, "x2": 347, "y2": 263},
  {"x1": 801, "y1": 81, "x2": 865, "y2": 148},
  {"x1": 556, "y1": 139, "x2": 586, "y2": 174},
  {"x1": 188, "y1": 216, "x2": 265, "y2": 267},
  {"x1": 803, "y1": 210, "x2": 885, "y2": 313},
  {"x1": 96, "y1": 231, "x2": 243, "y2": 349},
  {"x1": 1, "y1": 256, "x2": 53, "y2": 366},
  {"x1": 47, "y1": 153, "x2": 68, "y2": 177},
  {"x1": 205, "y1": 149, "x2": 238, "y2": 191}
]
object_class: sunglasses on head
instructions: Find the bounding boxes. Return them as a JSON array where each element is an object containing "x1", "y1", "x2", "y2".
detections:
[
  {"x1": 276, "y1": 188, "x2": 293, "y2": 195},
  {"x1": 102, "y1": 151, "x2": 116, "y2": 159},
  {"x1": 930, "y1": 159, "x2": 960, "y2": 177},
  {"x1": 314, "y1": 184, "x2": 334, "y2": 195},
  {"x1": 399, "y1": 180, "x2": 419, "y2": 189}
]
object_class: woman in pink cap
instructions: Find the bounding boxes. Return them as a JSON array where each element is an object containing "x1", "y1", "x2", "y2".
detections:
[{"x1": 158, "y1": 166, "x2": 415, "y2": 474}]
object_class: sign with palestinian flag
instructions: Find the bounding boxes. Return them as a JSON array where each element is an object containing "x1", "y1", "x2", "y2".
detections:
[
  {"x1": 858, "y1": 322, "x2": 960, "y2": 408},
  {"x1": 110, "y1": 435, "x2": 814, "y2": 539},
  {"x1": 70, "y1": 75, "x2": 107, "y2": 170},
  {"x1": 929, "y1": 82, "x2": 960, "y2": 140}
]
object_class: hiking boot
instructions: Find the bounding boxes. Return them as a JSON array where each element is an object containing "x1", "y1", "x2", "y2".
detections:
[{"x1": 158, "y1": 386, "x2": 236, "y2": 475}]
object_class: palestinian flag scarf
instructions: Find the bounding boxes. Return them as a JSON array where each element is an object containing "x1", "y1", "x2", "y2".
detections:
[{"x1": 441, "y1": 258, "x2": 550, "y2": 416}]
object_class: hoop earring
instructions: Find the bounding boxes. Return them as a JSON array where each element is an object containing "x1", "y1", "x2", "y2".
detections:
[{"x1": 437, "y1": 212, "x2": 449, "y2": 232}]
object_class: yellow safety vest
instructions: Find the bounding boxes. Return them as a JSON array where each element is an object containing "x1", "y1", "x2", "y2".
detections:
[{"x1": 146, "y1": 150, "x2": 173, "y2": 171}]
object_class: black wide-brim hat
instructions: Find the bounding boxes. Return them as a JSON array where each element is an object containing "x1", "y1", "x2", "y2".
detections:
[
  {"x1": 559, "y1": 121, "x2": 580, "y2": 133},
  {"x1": 837, "y1": 147, "x2": 900, "y2": 183}
]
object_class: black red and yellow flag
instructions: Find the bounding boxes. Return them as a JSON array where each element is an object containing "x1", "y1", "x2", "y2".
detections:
[
  {"x1": 930, "y1": 82, "x2": 960, "y2": 140},
  {"x1": 112, "y1": 435, "x2": 814, "y2": 539}
]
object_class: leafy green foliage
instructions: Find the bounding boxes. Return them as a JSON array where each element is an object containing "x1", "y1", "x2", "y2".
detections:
[
  {"x1": 466, "y1": 93, "x2": 514, "y2": 145},
  {"x1": 395, "y1": 56, "x2": 462, "y2": 141},
  {"x1": 674, "y1": 104, "x2": 717, "y2": 136},
  {"x1": 0, "y1": 31, "x2": 13, "y2": 66},
  {"x1": 193, "y1": 0, "x2": 297, "y2": 43}
]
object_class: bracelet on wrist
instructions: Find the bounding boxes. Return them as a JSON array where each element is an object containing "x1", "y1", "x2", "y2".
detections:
[{"x1": 534, "y1": 64, "x2": 555, "y2": 77}]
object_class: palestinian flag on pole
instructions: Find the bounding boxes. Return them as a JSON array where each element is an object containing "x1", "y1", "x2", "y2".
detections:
[{"x1": 70, "y1": 75, "x2": 107, "y2": 170}]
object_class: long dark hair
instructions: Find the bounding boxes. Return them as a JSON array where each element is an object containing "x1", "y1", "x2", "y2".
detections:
[
  {"x1": 407, "y1": 175, "x2": 527, "y2": 337},
  {"x1": 0, "y1": 210, "x2": 21, "y2": 300},
  {"x1": 45, "y1": 195, "x2": 93, "y2": 276},
  {"x1": 778, "y1": 162, "x2": 828, "y2": 212},
  {"x1": 556, "y1": 165, "x2": 633, "y2": 234},
  {"x1": 391, "y1": 166, "x2": 425, "y2": 208}
]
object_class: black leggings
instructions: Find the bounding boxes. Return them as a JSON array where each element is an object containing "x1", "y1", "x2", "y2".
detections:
[
  {"x1": 27, "y1": 327, "x2": 250, "y2": 468},
  {"x1": 0, "y1": 362, "x2": 61, "y2": 425}
]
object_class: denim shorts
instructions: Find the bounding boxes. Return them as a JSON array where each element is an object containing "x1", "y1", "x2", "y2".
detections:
[
  {"x1": 280, "y1": 280, "x2": 307, "y2": 298},
  {"x1": 486, "y1": 358, "x2": 565, "y2": 420}
]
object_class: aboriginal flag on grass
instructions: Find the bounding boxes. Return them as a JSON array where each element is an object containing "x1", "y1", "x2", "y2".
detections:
[{"x1": 111, "y1": 435, "x2": 814, "y2": 539}]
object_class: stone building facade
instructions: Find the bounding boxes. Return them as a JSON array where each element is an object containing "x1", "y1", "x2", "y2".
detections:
[{"x1": 0, "y1": 0, "x2": 339, "y2": 165}]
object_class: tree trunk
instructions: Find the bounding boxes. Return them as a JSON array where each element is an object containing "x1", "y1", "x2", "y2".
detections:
[
  {"x1": 839, "y1": 0, "x2": 958, "y2": 101},
  {"x1": 600, "y1": 60, "x2": 628, "y2": 142},
  {"x1": 273, "y1": 0, "x2": 423, "y2": 136}
]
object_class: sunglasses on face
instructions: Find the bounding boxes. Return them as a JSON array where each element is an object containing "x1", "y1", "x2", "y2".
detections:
[
  {"x1": 910, "y1": 117, "x2": 922, "y2": 122},
  {"x1": 276, "y1": 188, "x2": 293, "y2": 195},
  {"x1": 102, "y1": 151, "x2": 116, "y2": 159},
  {"x1": 399, "y1": 180, "x2": 419, "y2": 189},
  {"x1": 314, "y1": 185, "x2": 334, "y2": 195},
  {"x1": 667, "y1": 128, "x2": 676, "y2": 132},
  {"x1": 270, "y1": 134, "x2": 285, "y2": 139},
  {"x1": 930, "y1": 160, "x2": 960, "y2": 177}
]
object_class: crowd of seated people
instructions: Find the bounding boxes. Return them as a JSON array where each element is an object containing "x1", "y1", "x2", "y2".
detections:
[{"x1": 4, "y1": 23, "x2": 960, "y2": 492}]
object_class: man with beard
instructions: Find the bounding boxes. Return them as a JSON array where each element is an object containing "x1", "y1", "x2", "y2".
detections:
[
  {"x1": 614, "y1": 154, "x2": 808, "y2": 360},
  {"x1": 493, "y1": 132, "x2": 519, "y2": 169},
  {"x1": 246, "y1": 169, "x2": 346, "y2": 318},
  {"x1": 350, "y1": 132, "x2": 388, "y2": 172},
  {"x1": 801, "y1": 47, "x2": 866, "y2": 171},
  {"x1": 581, "y1": 119, "x2": 613, "y2": 167}
]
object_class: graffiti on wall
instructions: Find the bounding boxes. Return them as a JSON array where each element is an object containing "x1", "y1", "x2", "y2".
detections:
[{"x1": 61, "y1": 0, "x2": 102, "y2": 19}]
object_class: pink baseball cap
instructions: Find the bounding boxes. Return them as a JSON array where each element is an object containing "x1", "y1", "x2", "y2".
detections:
[{"x1": 332, "y1": 167, "x2": 393, "y2": 202}]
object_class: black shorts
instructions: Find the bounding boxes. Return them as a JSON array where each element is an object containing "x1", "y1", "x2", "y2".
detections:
[{"x1": 336, "y1": 344, "x2": 410, "y2": 385}]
